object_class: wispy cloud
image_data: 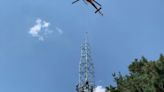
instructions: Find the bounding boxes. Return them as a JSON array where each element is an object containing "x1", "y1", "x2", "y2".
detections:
[
  {"x1": 56, "y1": 27, "x2": 64, "y2": 35},
  {"x1": 94, "y1": 86, "x2": 106, "y2": 92},
  {"x1": 29, "y1": 18, "x2": 63, "y2": 41}
]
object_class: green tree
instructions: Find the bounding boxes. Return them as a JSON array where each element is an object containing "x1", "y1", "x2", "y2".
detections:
[{"x1": 107, "y1": 54, "x2": 164, "y2": 92}]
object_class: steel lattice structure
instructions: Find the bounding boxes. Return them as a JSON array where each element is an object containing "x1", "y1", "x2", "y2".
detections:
[{"x1": 76, "y1": 33, "x2": 95, "y2": 92}]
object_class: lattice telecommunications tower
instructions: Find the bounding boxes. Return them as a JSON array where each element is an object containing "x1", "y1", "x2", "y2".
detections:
[{"x1": 76, "y1": 33, "x2": 95, "y2": 92}]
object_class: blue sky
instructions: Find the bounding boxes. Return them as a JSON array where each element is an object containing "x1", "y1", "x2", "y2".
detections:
[{"x1": 0, "y1": 0, "x2": 164, "y2": 92}]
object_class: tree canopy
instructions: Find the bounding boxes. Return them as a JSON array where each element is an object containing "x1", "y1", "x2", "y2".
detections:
[{"x1": 107, "y1": 54, "x2": 164, "y2": 92}]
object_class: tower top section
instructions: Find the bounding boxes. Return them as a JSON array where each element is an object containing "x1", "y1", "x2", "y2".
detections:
[{"x1": 76, "y1": 32, "x2": 95, "y2": 92}]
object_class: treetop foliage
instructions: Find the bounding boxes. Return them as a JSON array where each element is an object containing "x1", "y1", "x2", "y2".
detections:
[{"x1": 107, "y1": 54, "x2": 164, "y2": 92}]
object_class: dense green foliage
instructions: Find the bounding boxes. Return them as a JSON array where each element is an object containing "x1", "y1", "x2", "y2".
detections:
[{"x1": 107, "y1": 54, "x2": 164, "y2": 92}]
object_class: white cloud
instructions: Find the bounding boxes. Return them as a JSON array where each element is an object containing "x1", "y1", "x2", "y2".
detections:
[
  {"x1": 29, "y1": 18, "x2": 50, "y2": 41},
  {"x1": 94, "y1": 86, "x2": 106, "y2": 92},
  {"x1": 29, "y1": 18, "x2": 63, "y2": 41},
  {"x1": 29, "y1": 19, "x2": 42, "y2": 37},
  {"x1": 42, "y1": 21, "x2": 50, "y2": 28}
]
